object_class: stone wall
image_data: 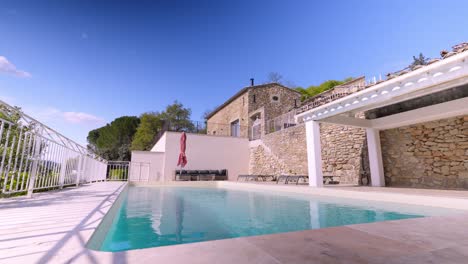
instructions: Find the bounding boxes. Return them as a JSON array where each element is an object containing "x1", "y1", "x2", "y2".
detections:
[
  {"x1": 249, "y1": 123, "x2": 369, "y2": 184},
  {"x1": 207, "y1": 83, "x2": 301, "y2": 138},
  {"x1": 249, "y1": 124, "x2": 308, "y2": 176},
  {"x1": 248, "y1": 85, "x2": 301, "y2": 128},
  {"x1": 381, "y1": 115, "x2": 468, "y2": 189},
  {"x1": 320, "y1": 123, "x2": 369, "y2": 184},
  {"x1": 207, "y1": 92, "x2": 249, "y2": 137}
]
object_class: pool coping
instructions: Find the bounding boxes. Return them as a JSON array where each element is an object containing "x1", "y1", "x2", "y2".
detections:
[
  {"x1": 86, "y1": 181, "x2": 468, "y2": 263},
  {"x1": 131, "y1": 181, "x2": 468, "y2": 211},
  {"x1": 3, "y1": 181, "x2": 468, "y2": 263}
]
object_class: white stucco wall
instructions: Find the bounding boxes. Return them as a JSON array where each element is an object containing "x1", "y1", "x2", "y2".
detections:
[
  {"x1": 160, "y1": 132, "x2": 250, "y2": 181},
  {"x1": 130, "y1": 151, "x2": 165, "y2": 182},
  {"x1": 151, "y1": 133, "x2": 167, "y2": 152},
  {"x1": 133, "y1": 132, "x2": 250, "y2": 182}
]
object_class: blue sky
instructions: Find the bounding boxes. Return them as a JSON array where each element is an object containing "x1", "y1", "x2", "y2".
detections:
[{"x1": 1, "y1": 0, "x2": 467, "y2": 145}]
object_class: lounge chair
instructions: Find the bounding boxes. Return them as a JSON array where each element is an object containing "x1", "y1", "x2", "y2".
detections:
[
  {"x1": 237, "y1": 175, "x2": 275, "y2": 182},
  {"x1": 175, "y1": 169, "x2": 228, "y2": 181},
  {"x1": 276, "y1": 175, "x2": 308, "y2": 185}
]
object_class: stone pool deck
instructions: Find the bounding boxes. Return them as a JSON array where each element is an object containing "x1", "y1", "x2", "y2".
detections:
[{"x1": 1, "y1": 182, "x2": 468, "y2": 263}]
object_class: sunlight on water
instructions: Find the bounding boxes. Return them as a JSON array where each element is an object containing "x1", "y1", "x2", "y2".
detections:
[{"x1": 98, "y1": 186, "x2": 457, "y2": 252}]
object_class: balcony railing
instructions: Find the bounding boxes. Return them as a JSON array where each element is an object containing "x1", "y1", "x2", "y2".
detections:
[
  {"x1": 0, "y1": 100, "x2": 107, "y2": 197},
  {"x1": 153, "y1": 120, "x2": 249, "y2": 143}
]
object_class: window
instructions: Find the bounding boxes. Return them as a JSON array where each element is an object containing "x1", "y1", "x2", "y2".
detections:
[
  {"x1": 253, "y1": 94, "x2": 256, "y2": 103},
  {"x1": 272, "y1": 95, "x2": 279, "y2": 102},
  {"x1": 230, "y1": 119, "x2": 240, "y2": 137}
]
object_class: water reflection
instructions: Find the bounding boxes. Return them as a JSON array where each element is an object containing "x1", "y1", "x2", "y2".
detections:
[{"x1": 100, "y1": 187, "x2": 425, "y2": 252}]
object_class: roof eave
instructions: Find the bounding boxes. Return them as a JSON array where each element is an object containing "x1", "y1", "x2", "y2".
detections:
[{"x1": 296, "y1": 51, "x2": 468, "y2": 123}]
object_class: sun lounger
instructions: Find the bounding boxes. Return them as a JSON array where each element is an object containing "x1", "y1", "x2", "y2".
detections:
[{"x1": 175, "y1": 169, "x2": 227, "y2": 181}]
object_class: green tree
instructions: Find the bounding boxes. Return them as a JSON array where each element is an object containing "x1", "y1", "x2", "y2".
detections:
[
  {"x1": 87, "y1": 101, "x2": 194, "y2": 160},
  {"x1": 160, "y1": 101, "x2": 194, "y2": 132},
  {"x1": 409, "y1": 53, "x2": 429, "y2": 69},
  {"x1": 131, "y1": 112, "x2": 163, "y2": 151},
  {"x1": 295, "y1": 77, "x2": 353, "y2": 101},
  {"x1": 87, "y1": 116, "x2": 140, "y2": 161}
]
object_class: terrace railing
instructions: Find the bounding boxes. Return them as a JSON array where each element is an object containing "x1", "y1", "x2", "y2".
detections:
[
  {"x1": 107, "y1": 161, "x2": 130, "y2": 181},
  {"x1": 265, "y1": 109, "x2": 300, "y2": 135},
  {"x1": 153, "y1": 120, "x2": 249, "y2": 143},
  {"x1": 0, "y1": 100, "x2": 107, "y2": 197}
]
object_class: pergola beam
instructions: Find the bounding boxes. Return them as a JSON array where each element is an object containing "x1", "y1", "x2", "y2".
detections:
[
  {"x1": 298, "y1": 51, "x2": 468, "y2": 188},
  {"x1": 318, "y1": 97, "x2": 468, "y2": 130},
  {"x1": 372, "y1": 96, "x2": 468, "y2": 130},
  {"x1": 320, "y1": 115, "x2": 372, "y2": 128}
]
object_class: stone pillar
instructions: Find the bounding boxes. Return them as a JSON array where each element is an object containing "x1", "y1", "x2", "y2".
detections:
[
  {"x1": 305, "y1": 121, "x2": 323, "y2": 187},
  {"x1": 366, "y1": 128, "x2": 385, "y2": 187}
]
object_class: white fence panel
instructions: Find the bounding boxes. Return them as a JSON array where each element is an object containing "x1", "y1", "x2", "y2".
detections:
[{"x1": 129, "y1": 162, "x2": 150, "y2": 182}]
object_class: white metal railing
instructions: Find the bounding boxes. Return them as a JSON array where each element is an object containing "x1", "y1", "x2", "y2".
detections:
[
  {"x1": 0, "y1": 101, "x2": 107, "y2": 197},
  {"x1": 265, "y1": 109, "x2": 301, "y2": 135},
  {"x1": 250, "y1": 122, "x2": 262, "y2": 140},
  {"x1": 107, "y1": 161, "x2": 130, "y2": 181}
]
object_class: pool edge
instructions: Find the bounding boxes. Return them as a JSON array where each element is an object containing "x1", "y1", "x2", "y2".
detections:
[{"x1": 86, "y1": 184, "x2": 129, "y2": 250}]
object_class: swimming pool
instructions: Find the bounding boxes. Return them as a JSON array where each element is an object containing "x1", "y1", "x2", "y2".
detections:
[{"x1": 88, "y1": 186, "x2": 460, "y2": 252}]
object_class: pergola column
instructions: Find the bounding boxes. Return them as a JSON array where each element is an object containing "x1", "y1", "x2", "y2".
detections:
[
  {"x1": 305, "y1": 121, "x2": 323, "y2": 187},
  {"x1": 366, "y1": 128, "x2": 385, "y2": 187}
]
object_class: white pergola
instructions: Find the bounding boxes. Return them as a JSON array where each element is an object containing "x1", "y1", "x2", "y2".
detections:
[{"x1": 296, "y1": 51, "x2": 468, "y2": 187}]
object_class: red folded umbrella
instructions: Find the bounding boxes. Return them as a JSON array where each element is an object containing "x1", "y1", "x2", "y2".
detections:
[{"x1": 177, "y1": 132, "x2": 187, "y2": 167}]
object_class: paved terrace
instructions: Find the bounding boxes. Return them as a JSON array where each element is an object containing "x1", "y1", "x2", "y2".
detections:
[{"x1": 1, "y1": 182, "x2": 468, "y2": 263}]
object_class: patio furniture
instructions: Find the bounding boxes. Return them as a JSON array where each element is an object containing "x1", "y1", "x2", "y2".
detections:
[
  {"x1": 323, "y1": 168, "x2": 341, "y2": 184},
  {"x1": 323, "y1": 174, "x2": 340, "y2": 184},
  {"x1": 215, "y1": 169, "x2": 228, "y2": 180},
  {"x1": 237, "y1": 175, "x2": 250, "y2": 181},
  {"x1": 175, "y1": 169, "x2": 227, "y2": 181},
  {"x1": 261, "y1": 175, "x2": 276, "y2": 181},
  {"x1": 276, "y1": 175, "x2": 308, "y2": 185},
  {"x1": 237, "y1": 175, "x2": 276, "y2": 182}
]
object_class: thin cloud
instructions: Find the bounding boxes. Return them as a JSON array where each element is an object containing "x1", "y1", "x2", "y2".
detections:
[
  {"x1": 63, "y1": 111, "x2": 105, "y2": 124},
  {"x1": 0, "y1": 95, "x2": 15, "y2": 104},
  {"x1": 34, "y1": 107, "x2": 106, "y2": 126},
  {"x1": 0, "y1": 56, "x2": 31, "y2": 78}
]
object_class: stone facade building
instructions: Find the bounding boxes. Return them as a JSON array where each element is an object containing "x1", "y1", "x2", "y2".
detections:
[
  {"x1": 204, "y1": 43, "x2": 468, "y2": 190},
  {"x1": 207, "y1": 78, "x2": 370, "y2": 185},
  {"x1": 247, "y1": 77, "x2": 370, "y2": 184},
  {"x1": 205, "y1": 83, "x2": 302, "y2": 138}
]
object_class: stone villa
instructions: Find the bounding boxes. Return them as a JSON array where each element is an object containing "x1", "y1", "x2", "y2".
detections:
[
  {"x1": 205, "y1": 81, "x2": 302, "y2": 139},
  {"x1": 131, "y1": 42, "x2": 468, "y2": 190},
  {"x1": 205, "y1": 77, "x2": 369, "y2": 185}
]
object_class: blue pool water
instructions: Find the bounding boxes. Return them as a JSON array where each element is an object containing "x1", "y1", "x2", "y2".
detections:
[{"x1": 93, "y1": 186, "x2": 457, "y2": 252}]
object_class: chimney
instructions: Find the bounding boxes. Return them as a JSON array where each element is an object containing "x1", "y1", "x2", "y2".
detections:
[{"x1": 250, "y1": 78, "x2": 254, "y2": 86}]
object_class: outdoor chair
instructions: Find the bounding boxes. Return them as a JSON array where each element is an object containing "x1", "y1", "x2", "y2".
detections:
[
  {"x1": 260, "y1": 175, "x2": 276, "y2": 181},
  {"x1": 214, "y1": 169, "x2": 228, "y2": 180},
  {"x1": 237, "y1": 175, "x2": 249, "y2": 181},
  {"x1": 198, "y1": 170, "x2": 215, "y2": 181},
  {"x1": 323, "y1": 168, "x2": 341, "y2": 184},
  {"x1": 276, "y1": 175, "x2": 289, "y2": 184},
  {"x1": 175, "y1": 170, "x2": 191, "y2": 181},
  {"x1": 175, "y1": 169, "x2": 227, "y2": 181},
  {"x1": 237, "y1": 175, "x2": 275, "y2": 182},
  {"x1": 276, "y1": 175, "x2": 308, "y2": 185}
]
